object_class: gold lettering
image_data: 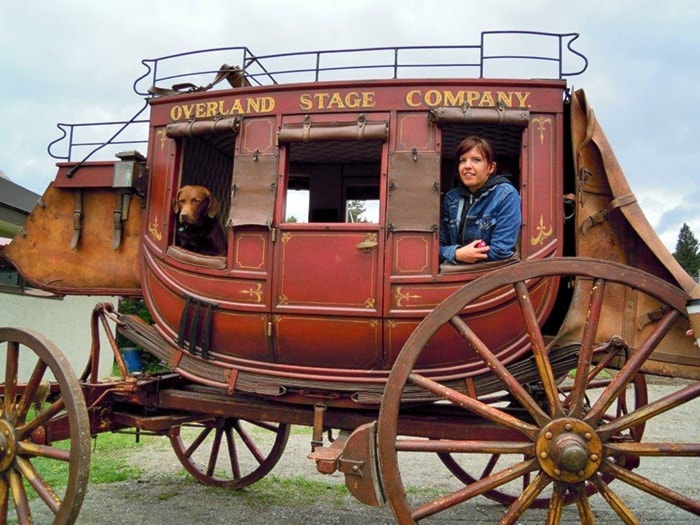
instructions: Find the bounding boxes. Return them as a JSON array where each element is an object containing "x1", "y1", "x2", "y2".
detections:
[
  {"x1": 206, "y1": 101, "x2": 219, "y2": 117},
  {"x1": 443, "y1": 91, "x2": 464, "y2": 107},
  {"x1": 314, "y1": 93, "x2": 330, "y2": 109},
  {"x1": 299, "y1": 94, "x2": 313, "y2": 111},
  {"x1": 327, "y1": 92, "x2": 344, "y2": 109},
  {"x1": 260, "y1": 97, "x2": 275, "y2": 112},
  {"x1": 479, "y1": 91, "x2": 495, "y2": 107},
  {"x1": 515, "y1": 92, "x2": 530, "y2": 107},
  {"x1": 229, "y1": 99, "x2": 244, "y2": 114},
  {"x1": 406, "y1": 90, "x2": 421, "y2": 107},
  {"x1": 466, "y1": 91, "x2": 481, "y2": 106},
  {"x1": 247, "y1": 98, "x2": 260, "y2": 113},
  {"x1": 497, "y1": 92, "x2": 515, "y2": 107},
  {"x1": 170, "y1": 106, "x2": 182, "y2": 121},
  {"x1": 345, "y1": 91, "x2": 361, "y2": 109},
  {"x1": 362, "y1": 92, "x2": 375, "y2": 108},
  {"x1": 424, "y1": 90, "x2": 442, "y2": 107}
]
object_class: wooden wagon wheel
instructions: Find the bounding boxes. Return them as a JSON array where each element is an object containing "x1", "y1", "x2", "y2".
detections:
[
  {"x1": 377, "y1": 258, "x2": 700, "y2": 524},
  {"x1": 169, "y1": 417, "x2": 290, "y2": 488},
  {"x1": 436, "y1": 372, "x2": 648, "y2": 507},
  {"x1": 0, "y1": 327, "x2": 91, "y2": 525}
]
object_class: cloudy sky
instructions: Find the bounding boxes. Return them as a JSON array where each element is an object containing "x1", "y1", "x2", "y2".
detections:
[{"x1": 1, "y1": 0, "x2": 698, "y2": 250}]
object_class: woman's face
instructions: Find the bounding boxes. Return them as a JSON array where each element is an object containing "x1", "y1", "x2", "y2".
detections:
[{"x1": 458, "y1": 146, "x2": 496, "y2": 192}]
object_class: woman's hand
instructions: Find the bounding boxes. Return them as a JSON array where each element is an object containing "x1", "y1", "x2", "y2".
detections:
[
  {"x1": 455, "y1": 240, "x2": 489, "y2": 264},
  {"x1": 687, "y1": 329, "x2": 698, "y2": 347}
]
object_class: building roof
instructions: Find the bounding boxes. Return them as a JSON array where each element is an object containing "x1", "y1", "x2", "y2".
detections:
[{"x1": 0, "y1": 177, "x2": 40, "y2": 237}]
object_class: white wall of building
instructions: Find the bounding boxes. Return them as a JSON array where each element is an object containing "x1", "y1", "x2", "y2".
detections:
[{"x1": 0, "y1": 293, "x2": 118, "y2": 382}]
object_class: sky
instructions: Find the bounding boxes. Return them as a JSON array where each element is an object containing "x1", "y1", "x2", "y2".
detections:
[{"x1": 1, "y1": 0, "x2": 698, "y2": 251}]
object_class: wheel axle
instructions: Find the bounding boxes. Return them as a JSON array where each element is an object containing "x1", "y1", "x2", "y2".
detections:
[{"x1": 536, "y1": 418, "x2": 602, "y2": 483}]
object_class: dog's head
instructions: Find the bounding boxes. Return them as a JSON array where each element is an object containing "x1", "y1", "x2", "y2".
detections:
[{"x1": 173, "y1": 185, "x2": 221, "y2": 225}]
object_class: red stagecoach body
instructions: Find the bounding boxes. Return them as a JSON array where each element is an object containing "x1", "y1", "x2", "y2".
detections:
[{"x1": 2, "y1": 31, "x2": 700, "y2": 524}]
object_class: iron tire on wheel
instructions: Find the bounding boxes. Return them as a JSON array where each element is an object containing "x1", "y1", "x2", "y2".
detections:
[
  {"x1": 0, "y1": 327, "x2": 91, "y2": 525},
  {"x1": 377, "y1": 257, "x2": 699, "y2": 524}
]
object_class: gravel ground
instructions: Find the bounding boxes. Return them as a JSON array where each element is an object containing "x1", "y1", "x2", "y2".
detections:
[{"x1": 22, "y1": 377, "x2": 700, "y2": 524}]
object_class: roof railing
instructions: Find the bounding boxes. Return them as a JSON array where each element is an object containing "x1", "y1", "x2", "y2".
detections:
[
  {"x1": 133, "y1": 31, "x2": 587, "y2": 96},
  {"x1": 49, "y1": 31, "x2": 588, "y2": 165}
]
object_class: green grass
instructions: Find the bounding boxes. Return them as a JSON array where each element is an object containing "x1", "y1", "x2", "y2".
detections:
[
  {"x1": 29, "y1": 431, "x2": 145, "y2": 494},
  {"x1": 219, "y1": 475, "x2": 349, "y2": 507}
]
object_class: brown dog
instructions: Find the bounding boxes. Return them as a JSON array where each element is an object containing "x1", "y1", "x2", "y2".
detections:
[{"x1": 173, "y1": 185, "x2": 227, "y2": 256}]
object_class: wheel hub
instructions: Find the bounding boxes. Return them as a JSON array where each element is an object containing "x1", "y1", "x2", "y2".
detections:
[
  {"x1": 536, "y1": 418, "x2": 602, "y2": 483},
  {"x1": 0, "y1": 419, "x2": 17, "y2": 472}
]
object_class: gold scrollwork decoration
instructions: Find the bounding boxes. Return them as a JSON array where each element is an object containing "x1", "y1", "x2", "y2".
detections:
[
  {"x1": 395, "y1": 286, "x2": 421, "y2": 307},
  {"x1": 532, "y1": 116, "x2": 552, "y2": 145},
  {"x1": 241, "y1": 283, "x2": 263, "y2": 303},
  {"x1": 530, "y1": 215, "x2": 553, "y2": 246},
  {"x1": 148, "y1": 217, "x2": 163, "y2": 241},
  {"x1": 281, "y1": 232, "x2": 293, "y2": 244},
  {"x1": 157, "y1": 129, "x2": 167, "y2": 151},
  {"x1": 278, "y1": 294, "x2": 289, "y2": 305},
  {"x1": 364, "y1": 298, "x2": 376, "y2": 309}
]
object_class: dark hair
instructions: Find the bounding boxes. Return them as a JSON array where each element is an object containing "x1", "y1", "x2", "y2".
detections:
[{"x1": 455, "y1": 136, "x2": 496, "y2": 164}]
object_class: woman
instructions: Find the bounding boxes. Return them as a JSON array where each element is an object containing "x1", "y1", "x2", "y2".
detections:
[{"x1": 440, "y1": 136, "x2": 521, "y2": 264}]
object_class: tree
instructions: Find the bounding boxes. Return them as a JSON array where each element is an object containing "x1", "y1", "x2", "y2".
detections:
[
  {"x1": 346, "y1": 200, "x2": 367, "y2": 223},
  {"x1": 673, "y1": 223, "x2": 700, "y2": 279}
]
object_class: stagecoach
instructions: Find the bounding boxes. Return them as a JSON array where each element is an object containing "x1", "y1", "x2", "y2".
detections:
[{"x1": 2, "y1": 31, "x2": 699, "y2": 524}]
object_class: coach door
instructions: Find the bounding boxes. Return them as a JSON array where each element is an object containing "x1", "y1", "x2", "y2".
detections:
[{"x1": 271, "y1": 113, "x2": 389, "y2": 368}]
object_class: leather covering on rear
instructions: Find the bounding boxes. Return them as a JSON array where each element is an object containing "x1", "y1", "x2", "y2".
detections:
[
  {"x1": 554, "y1": 89, "x2": 700, "y2": 379},
  {"x1": 5, "y1": 183, "x2": 141, "y2": 296}
]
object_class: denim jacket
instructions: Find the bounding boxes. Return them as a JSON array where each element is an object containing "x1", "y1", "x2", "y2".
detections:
[{"x1": 440, "y1": 177, "x2": 521, "y2": 264}]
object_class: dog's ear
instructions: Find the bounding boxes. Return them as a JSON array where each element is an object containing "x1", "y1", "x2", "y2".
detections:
[
  {"x1": 206, "y1": 195, "x2": 221, "y2": 218},
  {"x1": 173, "y1": 189, "x2": 183, "y2": 214}
]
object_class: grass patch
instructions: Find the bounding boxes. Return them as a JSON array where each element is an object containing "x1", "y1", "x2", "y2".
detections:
[
  {"x1": 221, "y1": 475, "x2": 348, "y2": 507},
  {"x1": 29, "y1": 431, "x2": 146, "y2": 496}
]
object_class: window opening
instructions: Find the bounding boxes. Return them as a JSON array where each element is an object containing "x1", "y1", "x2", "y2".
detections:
[
  {"x1": 285, "y1": 140, "x2": 382, "y2": 223},
  {"x1": 179, "y1": 135, "x2": 235, "y2": 220},
  {"x1": 439, "y1": 124, "x2": 522, "y2": 193}
]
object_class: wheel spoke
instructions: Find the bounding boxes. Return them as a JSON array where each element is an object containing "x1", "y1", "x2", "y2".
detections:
[
  {"x1": 600, "y1": 458, "x2": 700, "y2": 515},
  {"x1": 184, "y1": 425, "x2": 213, "y2": 458},
  {"x1": 573, "y1": 483, "x2": 596, "y2": 525},
  {"x1": 597, "y1": 381, "x2": 700, "y2": 441},
  {"x1": 4, "y1": 341, "x2": 19, "y2": 420},
  {"x1": 449, "y1": 316, "x2": 550, "y2": 427},
  {"x1": 499, "y1": 471, "x2": 550, "y2": 524},
  {"x1": 585, "y1": 309, "x2": 680, "y2": 426},
  {"x1": 569, "y1": 278, "x2": 606, "y2": 417},
  {"x1": 396, "y1": 438, "x2": 533, "y2": 455},
  {"x1": 233, "y1": 420, "x2": 266, "y2": 464},
  {"x1": 206, "y1": 427, "x2": 224, "y2": 477},
  {"x1": 412, "y1": 458, "x2": 539, "y2": 521},
  {"x1": 605, "y1": 441, "x2": 700, "y2": 457},
  {"x1": 8, "y1": 468, "x2": 31, "y2": 524},
  {"x1": 514, "y1": 280, "x2": 563, "y2": 417},
  {"x1": 15, "y1": 456, "x2": 62, "y2": 514},
  {"x1": 16, "y1": 360, "x2": 48, "y2": 423},
  {"x1": 588, "y1": 473, "x2": 640, "y2": 524},
  {"x1": 16, "y1": 397, "x2": 65, "y2": 439},
  {"x1": 17, "y1": 441, "x2": 71, "y2": 462},
  {"x1": 224, "y1": 425, "x2": 241, "y2": 479},
  {"x1": 409, "y1": 372, "x2": 539, "y2": 439},
  {"x1": 0, "y1": 478, "x2": 8, "y2": 521},
  {"x1": 545, "y1": 482, "x2": 566, "y2": 525}
]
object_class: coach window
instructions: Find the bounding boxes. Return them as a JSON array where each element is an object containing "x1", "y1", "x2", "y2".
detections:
[
  {"x1": 429, "y1": 107, "x2": 527, "y2": 271},
  {"x1": 165, "y1": 117, "x2": 239, "y2": 231},
  {"x1": 278, "y1": 115, "x2": 388, "y2": 224}
]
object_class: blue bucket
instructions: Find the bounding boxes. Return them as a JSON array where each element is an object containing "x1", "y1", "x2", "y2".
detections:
[{"x1": 120, "y1": 347, "x2": 143, "y2": 374}]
